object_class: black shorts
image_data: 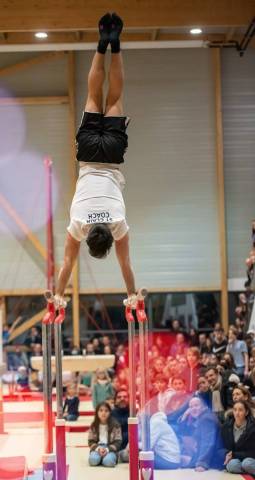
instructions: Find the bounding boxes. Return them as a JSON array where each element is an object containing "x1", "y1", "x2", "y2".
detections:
[{"x1": 76, "y1": 111, "x2": 129, "y2": 164}]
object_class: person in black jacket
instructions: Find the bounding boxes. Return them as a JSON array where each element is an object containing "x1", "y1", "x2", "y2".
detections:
[
  {"x1": 63, "y1": 384, "x2": 80, "y2": 421},
  {"x1": 111, "y1": 389, "x2": 129, "y2": 462},
  {"x1": 175, "y1": 397, "x2": 224, "y2": 471},
  {"x1": 222, "y1": 400, "x2": 255, "y2": 474}
]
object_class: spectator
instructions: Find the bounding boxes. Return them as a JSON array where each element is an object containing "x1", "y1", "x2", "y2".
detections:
[
  {"x1": 228, "y1": 385, "x2": 255, "y2": 417},
  {"x1": 222, "y1": 373, "x2": 241, "y2": 410},
  {"x1": 25, "y1": 326, "x2": 42, "y2": 347},
  {"x1": 196, "y1": 376, "x2": 212, "y2": 409},
  {"x1": 92, "y1": 338, "x2": 102, "y2": 355},
  {"x1": 92, "y1": 368, "x2": 115, "y2": 409},
  {"x1": 152, "y1": 357, "x2": 165, "y2": 376},
  {"x1": 222, "y1": 400, "x2": 255, "y2": 475},
  {"x1": 104, "y1": 345, "x2": 112, "y2": 355},
  {"x1": 63, "y1": 384, "x2": 79, "y2": 421},
  {"x1": 185, "y1": 347, "x2": 201, "y2": 393},
  {"x1": 88, "y1": 401, "x2": 122, "y2": 467},
  {"x1": 149, "y1": 374, "x2": 172, "y2": 415},
  {"x1": 177, "y1": 397, "x2": 223, "y2": 471},
  {"x1": 112, "y1": 389, "x2": 129, "y2": 462},
  {"x1": 245, "y1": 366, "x2": 255, "y2": 396},
  {"x1": 150, "y1": 412, "x2": 181, "y2": 470},
  {"x1": 170, "y1": 319, "x2": 183, "y2": 334},
  {"x1": 170, "y1": 333, "x2": 187, "y2": 357},
  {"x1": 177, "y1": 356, "x2": 188, "y2": 377},
  {"x1": 227, "y1": 327, "x2": 249, "y2": 380},
  {"x1": 86, "y1": 342, "x2": 95, "y2": 354},
  {"x1": 205, "y1": 367, "x2": 225, "y2": 422},
  {"x1": 245, "y1": 333, "x2": 255, "y2": 356},
  {"x1": 198, "y1": 333, "x2": 211, "y2": 354},
  {"x1": 167, "y1": 377, "x2": 190, "y2": 413},
  {"x1": 16, "y1": 366, "x2": 30, "y2": 391},
  {"x1": 212, "y1": 327, "x2": 227, "y2": 358},
  {"x1": 189, "y1": 328, "x2": 199, "y2": 347}
]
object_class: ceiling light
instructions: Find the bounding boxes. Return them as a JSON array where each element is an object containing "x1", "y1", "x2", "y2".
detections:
[
  {"x1": 190, "y1": 28, "x2": 202, "y2": 35},
  {"x1": 35, "y1": 32, "x2": 48, "y2": 39}
]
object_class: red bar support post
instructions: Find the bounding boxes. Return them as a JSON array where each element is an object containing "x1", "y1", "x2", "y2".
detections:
[
  {"x1": 125, "y1": 305, "x2": 139, "y2": 480},
  {"x1": 136, "y1": 293, "x2": 154, "y2": 480}
]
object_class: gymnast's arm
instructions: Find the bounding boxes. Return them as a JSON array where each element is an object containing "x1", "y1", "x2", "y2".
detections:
[
  {"x1": 56, "y1": 232, "x2": 80, "y2": 297},
  {"x1": 115, "y1": 232, "x2": 136, "y2": 296}
]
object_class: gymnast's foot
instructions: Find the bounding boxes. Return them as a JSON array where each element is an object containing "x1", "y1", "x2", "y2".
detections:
[
  {"x1": 110, "y1": 12, "x2": 123, "y2": 53},
  {"x1": 97, "y1": 12, "x2": 112, "y2": 54}
]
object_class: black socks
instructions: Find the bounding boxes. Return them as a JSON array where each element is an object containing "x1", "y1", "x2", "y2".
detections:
[
  {"x1": 110, "y1": 13, "x2": 123, "y2": 53},
  {"x1": 97, "y1": 12, "x2": 123, "y2": 54},
  {"x1": 97, "y1": 13, "x2": 111, "y2": 54}
]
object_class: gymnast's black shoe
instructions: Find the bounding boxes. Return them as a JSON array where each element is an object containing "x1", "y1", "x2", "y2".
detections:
[
  {"x1": 110, "y1": 12, "x2": 123, "y2": 53},
  {"x1": 97, "y1": 13, "x2": 112, "y2": 54}
]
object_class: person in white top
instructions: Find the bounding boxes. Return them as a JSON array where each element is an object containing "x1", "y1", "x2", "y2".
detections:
[{"x1": 54, "y1": 13, "x2": 136, "y2": 307}]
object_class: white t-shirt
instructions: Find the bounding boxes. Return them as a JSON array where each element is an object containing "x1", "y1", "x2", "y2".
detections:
[
  {"x1": 99, "y1": 424, "x2": 108, "y2": 445},
  {"x1": 67, "y1": 163, "x2": 129, "y2": 242}
]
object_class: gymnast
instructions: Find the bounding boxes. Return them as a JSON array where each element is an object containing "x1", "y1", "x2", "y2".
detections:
[{"x1": 53, "y1": 13, "x2": 137, "y2": 309}]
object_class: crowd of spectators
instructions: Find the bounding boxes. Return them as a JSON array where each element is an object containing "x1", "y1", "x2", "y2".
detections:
[
  {"x1": 85, "y1": 318, "x2": 255, "y2": 473},
  {"x1": 3, "y1": 310, "x2": 255, "y2": 473}
]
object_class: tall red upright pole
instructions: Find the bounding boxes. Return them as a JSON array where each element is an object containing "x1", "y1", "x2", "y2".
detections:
[
  {"x1": 45, "y1": 156, "x2": 55, "y2": 293},
  {"x1": 43, "y1": 157, "x2": 54, "y2": 456}
]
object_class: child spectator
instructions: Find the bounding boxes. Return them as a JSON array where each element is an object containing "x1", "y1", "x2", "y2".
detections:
[
  {"x1": 92, "y1": 368, "x2": 115, "y2": 409},
  {"x1": 63, "y1": 384, "x2": 79, "y2": 421},
  {"x1": 88, "y1": 401, "x2": 122, "y2": 467},
  {"x1": 16, "y1": 366, "x2": 30, "y2": 391}
]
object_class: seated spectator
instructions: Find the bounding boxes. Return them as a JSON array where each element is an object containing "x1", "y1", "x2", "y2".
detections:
[
  {"x1": 104, "y1": 345, "x2": 112, "y2": 355},
  {"x1": 222, "y1": 373, "x2": 241, "y2": 410},
  {"x1": 170, "y1": 319, "x2": 183, "y2": 334},
  {"x1": 149, "y1": 374, "x2": 172, "y2": 415},
  {"x1": 189, "y1": 328, "x2": 199, "y2": 347},
  {"x1": 227, "y1": 327, "x2": 249, "y2": 380},
  {"x1": 112, "y1": 389, "x2": 129, "y2": 462},
  {"x1": 177, "y1": 356, "x2": 188, "y2": 377},
  {"x1": 150, "y1": 412, "x2": 181, "y2": 469},
  {"x1": 85, "y1": 342, "x2": 95, "y2": 354},
  {"x1": 196, "y1": 375, "x2": 212, "y2": 409},
  {"x1": 164, "y1": 357, "x2": 178, "y2": 380},
  {"x1": 185, "y1": 347, "x2": 201, "y2": 393},
  {"x1": 63, "y1": 384, "x2": 79, "y2": 421},
  {"x1": 225, "y1": 385, "x2": 255, "y2": 418},
  {"x1": 167, "y1": 377, "x2": 190, "y2": 412},
  {"x1": 176, "y1": 397, "x2": 223, "y2": 471},
  {"x1": 170, "y1": 333, "x2": 188, "y2": 357},
  {"x1": 92, "y1": 337, "x2": 102, "y2": 355},
  {"x1": 92, "y1": 368, "x2": 115, "y2": 409},
  {"x1": 25, "y1": 326, "x2": 42, "y2": 348},
  {"x1": 152, "y1": 356, "x2": 165, "y2": 376},
  {"x1": 222, "y1": 400, "x2": 255, "y2": 475},
  {"x1": 198, "y1": 333, "x2": 211, "y2": 354},
  {"x1": 244, "y1": 333, "x2": 255, "y2": 356},
  {"x1": 205, "y1": 367, "x2": 226, "y2": 422},
  {"x1": 245, "y1": 365, "x2": 255, "y2": 396},
  {"x1": 220, "y1": 352, "x2": 236, "y2": 382},
  {"x1": 88, "y1": 401, "x2": 122, "y2": 467},
  {"x1": 16, "y1": 366, "x2": 30, "y2": 391},
  {"x1": 212, "y1": 327, "x2": 227, "y2": 358}
]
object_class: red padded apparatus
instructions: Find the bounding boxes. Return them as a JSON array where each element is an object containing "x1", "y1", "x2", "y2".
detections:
[{"x1": 0, "y1": 456, "x2": 27, "y2": 479}]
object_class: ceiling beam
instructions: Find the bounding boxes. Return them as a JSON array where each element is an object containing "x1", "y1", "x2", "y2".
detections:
[
  {"x1": 0, "y1": 0, "x2": 253, "y2": 31},
  {"x1": 0, "y1": 31, "x2": 226, "y2": 47}
]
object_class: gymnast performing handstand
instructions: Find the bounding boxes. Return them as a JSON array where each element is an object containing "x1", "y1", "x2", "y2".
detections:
[{"x1": 53, "y1": 13, "x2": 137, "y2": 308}]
